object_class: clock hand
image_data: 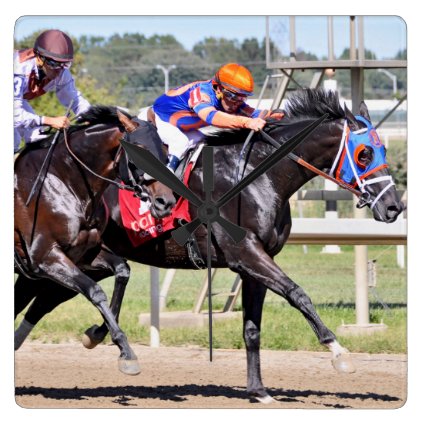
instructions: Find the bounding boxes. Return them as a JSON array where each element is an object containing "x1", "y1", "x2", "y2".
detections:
[
  {"x1": 202, "y1": 145, "x2": 214, "y2": 202},
  {"x1": 172, "y1": 114, "x2": 328, "y2": 245},
  {"x1": 203, "y1": 146, "x2": 214, "y2": 361},
  {"x1": 120, "y1": 140, "x2": 203, "y2": 208},
  {"x1": 171, "y1": 147, "x2": 247, "y2": 245},
  {"x1": 122, "y1": 140, "x2": 246, "y2": 245},
  {"x1": 171, "y1": 218, "x2": 204, "y2": 245},
  {"x1": 216, "y1": 114, "x2": 328, "y2": 209},
  {"x1": 170, "y1": 147, "x2": 215, "y2": 246}
]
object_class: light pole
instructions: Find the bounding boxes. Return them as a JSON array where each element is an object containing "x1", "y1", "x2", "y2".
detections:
[
  {"x1": 377, "y1": 69, "x2": 397, "y2": 95},
  {"x1": 156, "y1": 64, "x2": 177, "y2": 92}
]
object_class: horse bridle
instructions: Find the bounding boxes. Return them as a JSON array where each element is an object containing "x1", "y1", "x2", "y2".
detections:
[
  {"x1": 62, "y1": 128, "x2": 146, "y2": 197},
  {"x1": 328, "y1": 120, "x2": 395, "y2": 209},
  {"x1": 242, "y1": 118, "x2": 394, "y2": 209}
]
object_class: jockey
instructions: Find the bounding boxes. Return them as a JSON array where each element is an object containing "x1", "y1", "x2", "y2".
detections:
[
  {"x1": 13, "y1": 29, "x2": 91, "y2": 153},
  {"x1": 139, "y1": 63, "x2": 283, "y2": 171}
]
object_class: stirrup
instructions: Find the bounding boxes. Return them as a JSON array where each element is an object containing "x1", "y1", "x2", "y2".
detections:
[{"x1": 167, "y1": 155, "x2": 180, "y2": 172}]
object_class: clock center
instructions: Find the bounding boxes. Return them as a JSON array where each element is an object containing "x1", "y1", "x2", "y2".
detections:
[{"x1": 198, "y1": 202, "x2": 219, "y2": 222}]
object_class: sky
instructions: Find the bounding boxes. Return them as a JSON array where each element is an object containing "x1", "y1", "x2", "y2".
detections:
[{"x1": 13, "y1": 15, "x2": 407, "y2": 60}]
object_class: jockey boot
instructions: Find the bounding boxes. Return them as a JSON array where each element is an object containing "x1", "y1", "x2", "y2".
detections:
[{"x1": 167, "y1": 155, "x2": 180, "y2": 173}]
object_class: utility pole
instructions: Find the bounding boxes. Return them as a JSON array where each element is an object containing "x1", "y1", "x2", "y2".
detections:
[
  {"x1": 377, "y1": 69, "x2": 398, "y2": 95},
  {"x1": 156, "y1": 64, "x2": 177, "y2": 92}
]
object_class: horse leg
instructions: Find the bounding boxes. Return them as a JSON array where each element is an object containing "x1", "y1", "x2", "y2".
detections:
[
  {"x1": 227, "y1": 236, "x2": 355, "y2": 387},
  {"x1": 14, "y1": 274, "x2": 40, "y2": 318},
  {"x1": 15, "y1": 278, "x2": 78, "y2": 350},
  {"x1": 38, "y1": 247, "x2": 140, "y2": 375},
  {"x1": 15, "y1": 274, "x2": 44, "y2": 350},
  {"x1": 14, "y1": 273, "x2": 37, "y2": 350},
  {"x1": 241, "y1": 276, "x2": 275, "y2": 403},
  {"x1": 82, "y1": 250, "x2": 131, "y2": 349}
]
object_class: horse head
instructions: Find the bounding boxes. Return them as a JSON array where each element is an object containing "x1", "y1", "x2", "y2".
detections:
[
  {"x1": 338, "y1": 102, "x2": 404, "y2": 222},
  {"x1": 275, "y1": 89, "x2": 404, "y2": 224},
  {"x1": 117, "y1": 110, "x2": 176, "y2": 219}
]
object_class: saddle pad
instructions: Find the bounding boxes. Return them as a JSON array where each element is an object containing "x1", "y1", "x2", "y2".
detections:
[{"x1": 119, "y1": 163, "x2": 194, "y2": 247}]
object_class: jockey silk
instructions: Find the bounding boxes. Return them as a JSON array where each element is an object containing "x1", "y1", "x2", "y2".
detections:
[
  {"x1": 152, "y1": 79, "x2": 262, "y2": 131},
  {"x1": 13, "y1": 48, "x2": 90, "y2": 150}
]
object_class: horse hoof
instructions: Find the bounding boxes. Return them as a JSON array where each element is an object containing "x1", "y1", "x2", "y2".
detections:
[
  {"x1": 332, "y1": 354, "x2": 356, "y2": 374},
  {"x1": 118, "y1": 358, "x2": 141, "y2": 376},
  {"x1": 254, "y1": 395, "x2": 275, "y2": 404},
  {"x1": 82, "y1": 325, "x2": 104, "y2": 349}
]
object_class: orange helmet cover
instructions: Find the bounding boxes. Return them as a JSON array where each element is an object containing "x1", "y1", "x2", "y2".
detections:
[{"x1": 214, "y1": 63, "x2": 254, "y2": 96}]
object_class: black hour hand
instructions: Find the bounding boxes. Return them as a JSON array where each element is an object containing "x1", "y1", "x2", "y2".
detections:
[
  {"x1": 121, "y1": 141, "x2": 203, "y2": 208},
  {"x1": 171, "y1": 146, "x2": 247, "y2": 245}
]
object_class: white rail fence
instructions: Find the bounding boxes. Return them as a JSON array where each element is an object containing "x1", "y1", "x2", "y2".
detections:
[{"x1": 146, "y1": 191, "x2": 407, "y2": 346}]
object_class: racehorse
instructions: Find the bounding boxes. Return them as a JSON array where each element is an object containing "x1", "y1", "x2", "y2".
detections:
[
  {"x1": 14, "y1": 105, "x2": 175, "y2": 375},
  {"x1": 15, "y1": 89, "x2": 404, "y2": 401}
]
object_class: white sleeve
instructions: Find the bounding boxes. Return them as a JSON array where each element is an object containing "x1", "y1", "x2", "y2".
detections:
[
  {"x1": 56, "y1": 70, "x2": 91, "y2": 116},
  {"x1": 13, "y1": 75, "x2": 42, "y2": 129}
]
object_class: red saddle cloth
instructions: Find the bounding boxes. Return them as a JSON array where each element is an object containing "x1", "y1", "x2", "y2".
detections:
[{"x1": 118, "y1": 163, "x2": 193, "y2": 247}]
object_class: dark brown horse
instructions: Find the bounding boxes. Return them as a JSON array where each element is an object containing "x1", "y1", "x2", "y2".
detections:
[
  {"x1": 14, "y1": 105, "x2": 175, "y2": 375},
  {"x1": 15, "y1": 89, "x2": 404, "y2": 401}
]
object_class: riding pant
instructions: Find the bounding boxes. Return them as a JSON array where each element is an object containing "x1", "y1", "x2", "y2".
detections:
[
  {"x1": 14, "y1": 101, "x2": 50, "y2": 153},
  {"x1": 138, "y1": 106, "x2": 204, "y2": 160}
]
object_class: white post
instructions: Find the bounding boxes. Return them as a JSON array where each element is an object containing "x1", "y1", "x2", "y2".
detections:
[
  {"x1": 150, "y1": 266, "x2": 160, "y2": 347},
  {"x1": 159, "y1": 269, "x2": 177, "y2": 311},
  {"x1": 354, "y1": 198, "x2": 369, "y2": 325},
  {"x1": 321, "y1": 179, "x2": 341, "y2": 254},
  {"x1": 156, "y1": 64, "x2": 176, "y2": 93},
  {"x1": 397, "y1": 213, "x2": 405, "y2": 269}
]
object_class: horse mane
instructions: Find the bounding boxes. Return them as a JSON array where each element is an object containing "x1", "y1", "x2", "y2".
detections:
[
  {"x1": 74, "y1": 105, "x2": 132, "y2": 128},
  {"x1": 283, "y1": 88, "x2": 345, "y2": 121},
  {"x1": 203, "y1": 88, "x2": 345, "y2": 146}
]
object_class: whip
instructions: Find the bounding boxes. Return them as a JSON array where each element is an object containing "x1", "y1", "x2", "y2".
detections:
[{"x1": 25, "y1": 100, "x2": 74, "y2": 206}]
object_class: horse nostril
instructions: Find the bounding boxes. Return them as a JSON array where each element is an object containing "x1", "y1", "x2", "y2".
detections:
[
  {"x1": 154, "y1": 196, "x2": 176, "y2": 211},
  {"x1": 154, "y1": 196, "x2": 167, "y2": 210},
  {"x1": 386, "y1": 205, "x2": 401, "y2": 220}
]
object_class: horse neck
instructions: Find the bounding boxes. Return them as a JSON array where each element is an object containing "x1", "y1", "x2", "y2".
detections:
[{"x1": 271, "y1": 118, "x2": 344, "y2": 199}]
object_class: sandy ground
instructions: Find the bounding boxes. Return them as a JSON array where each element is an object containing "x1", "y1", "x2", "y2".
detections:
[{"x1": 14, "y1": 342, "x2": 407, "y2": 409}]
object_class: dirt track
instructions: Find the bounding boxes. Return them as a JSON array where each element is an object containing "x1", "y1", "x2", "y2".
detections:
[{"x1": 14, "y1": 342, "x2": 407, "y2": 409}]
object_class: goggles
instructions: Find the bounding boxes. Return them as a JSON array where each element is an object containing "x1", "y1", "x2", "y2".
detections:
[
  {"x1": 42, "y1": 56, "x2": 72, "y2": 70},
  {"x1": 221, "y1": 88, "x2": 246, "y2": 103}
]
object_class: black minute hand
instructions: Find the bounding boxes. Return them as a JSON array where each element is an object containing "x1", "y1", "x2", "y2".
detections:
[
  {"x1": 120, "y1": 141, "x2": 203, "y2": 208},
  {"x1": 170, "y1": 114, "x2": 328, "y2": 245},
  {"x1": 216, "y1": 114, "x2": 328, "y2": 208}
]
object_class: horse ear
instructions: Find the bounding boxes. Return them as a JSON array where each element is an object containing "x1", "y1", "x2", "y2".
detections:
[
  {"x1": 359, "y1": 101, "x2": 371, "y2": 122},
  {"x1": 344, "y1": 103, "x2": 360, "y2": 131},
  {"x1": 117, "y1": 109, "x2": 138, "y2": 133}
]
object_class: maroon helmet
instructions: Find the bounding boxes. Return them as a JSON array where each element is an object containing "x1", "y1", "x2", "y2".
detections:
[{"x1": 34, "y1": 29, "x2": 74, "y2": 62}]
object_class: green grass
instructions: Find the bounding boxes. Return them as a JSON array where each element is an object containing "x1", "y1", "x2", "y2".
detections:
[{"x1": 15, "y1": 244, "x2": 407, "y2": 354}]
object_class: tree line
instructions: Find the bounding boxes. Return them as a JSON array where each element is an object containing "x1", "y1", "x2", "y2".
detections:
[{"x1": 15, "y1": 31, "x2": 407, "y2": 116}]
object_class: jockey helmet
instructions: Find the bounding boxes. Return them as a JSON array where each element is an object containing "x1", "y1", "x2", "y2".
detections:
[
  {"x1": 34, "y1": 30, "x2": 74, "y2": 62},
  {"x1": 214, "y1": 63, "x2": 254, "y2": 96}
]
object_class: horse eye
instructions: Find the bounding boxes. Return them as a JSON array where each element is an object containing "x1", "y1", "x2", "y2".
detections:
[{"x1": 357, "y1": 146, "x2": 374, "y2": 168}]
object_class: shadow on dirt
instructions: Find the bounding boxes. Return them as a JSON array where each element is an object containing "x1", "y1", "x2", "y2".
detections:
[{"x1": 15, "y1": 384, "x2": 402, "y2": 408}]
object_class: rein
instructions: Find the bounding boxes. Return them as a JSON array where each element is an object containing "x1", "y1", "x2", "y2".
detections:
[
  {"x1": 260, "y1": 118, "x2": 395, "y2": 209},
  {"x1": 63, "y1": 129, "x2": 138, "y2": 193},
  {"x1": 258, "y1": 125, "x2": 362, "y2": 198}
]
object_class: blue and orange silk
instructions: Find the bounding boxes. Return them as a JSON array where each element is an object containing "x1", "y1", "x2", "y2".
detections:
[{"x1": 153, "y1": 79, "x2": 261, "y2": 131}]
